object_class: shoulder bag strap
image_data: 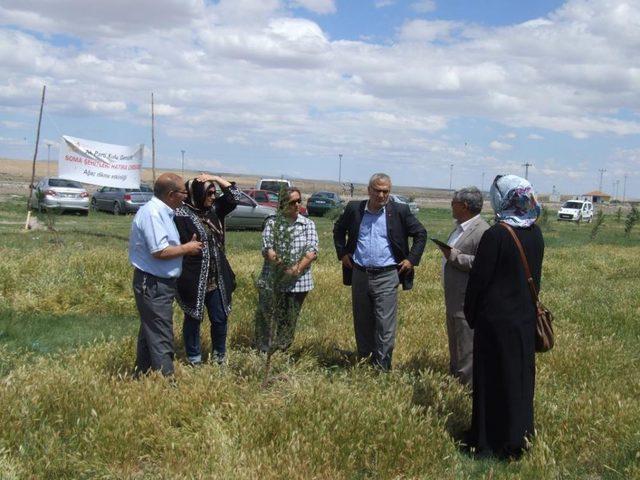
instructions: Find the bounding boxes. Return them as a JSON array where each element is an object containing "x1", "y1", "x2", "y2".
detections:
[{"x1": 498, "y1": 222, "x2": 539, "y2": 304}]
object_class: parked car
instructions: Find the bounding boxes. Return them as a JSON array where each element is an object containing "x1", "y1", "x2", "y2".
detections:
[
  {"x1": 391, "y1": 194, "x2": 419, "y2": 214},
  {"x1": 91, "y1": 185, "x2": 153, "y2": 214},
  {"x1": 225, "y1": 191, "x2": 276, "y2": 230},
  {"x1": 255, "y1": 178, "x2": 291, "y2": 193},
  {"x1": 557, "y1": 199, "x2": 594, "y2": 223},
  {"x1": 243, "y1": 189, "x2": 279, "y2": 209},
  {"x1": 31, "y1": 177, "x2": 90, "y2": 215},
  {"x1": 243, "y1": 189, "x2": 308, "y2": 216},
  {"x1": 306, "y1": 191, "x2": 343, "y2": 216}
]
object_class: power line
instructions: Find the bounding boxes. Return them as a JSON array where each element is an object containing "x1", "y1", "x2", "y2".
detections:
[{"x1": 598, "y1": 168, "x2": 606, "y2": 191}]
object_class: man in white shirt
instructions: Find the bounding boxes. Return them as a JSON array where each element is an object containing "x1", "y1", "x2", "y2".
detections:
[
  {"x1": 437, "y1": 187, "x2": 489, "y2": 386},
  {"x1": 129, "y1": 172, "x2": 203, "y2": 376}
]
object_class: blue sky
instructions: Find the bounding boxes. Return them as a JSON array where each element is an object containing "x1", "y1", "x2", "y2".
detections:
[{"x1": 1, "y1": 0, "x2": 639, "y2": 199}]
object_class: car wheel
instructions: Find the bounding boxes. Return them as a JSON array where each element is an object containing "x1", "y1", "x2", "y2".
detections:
[
  {"x1": 113, "y1": 202, "x2": 121, "y2": 215},
  {"x1": 91, "y1": 198, "x2": 98, "y2": 211}
]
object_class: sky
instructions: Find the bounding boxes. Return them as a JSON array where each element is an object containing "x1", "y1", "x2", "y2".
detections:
[{"x1": 1, "y1": 0, "x2": 639, "y2": 199}]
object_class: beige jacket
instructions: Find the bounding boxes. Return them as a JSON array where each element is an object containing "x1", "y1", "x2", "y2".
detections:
[{"x1": 443, "y1": 215, "x2": 490, "y2": 315}]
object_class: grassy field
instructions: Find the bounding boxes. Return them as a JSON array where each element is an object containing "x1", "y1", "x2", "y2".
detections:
[{"x1": 0, "y1": 196, "x2": 639, "y2": 479}]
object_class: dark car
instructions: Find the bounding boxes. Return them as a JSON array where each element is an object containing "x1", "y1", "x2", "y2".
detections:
[
  {"x1": 306, "y1": 191, "x2": 343, "y2": 216},
  {"x1": 91, "y1": 185, "x2": 153, "y2": 214}
]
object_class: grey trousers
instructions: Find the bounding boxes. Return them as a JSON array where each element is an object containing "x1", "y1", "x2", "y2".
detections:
[
  {"x1": 133, "y1": 268, "x2": 177, "y2": 376},
  {"x1": 351, "y1": 267, "x2": 399, "y2": 370},
  {"x1": 446, "y1": 311, "x2": 474, "y2": 386}
]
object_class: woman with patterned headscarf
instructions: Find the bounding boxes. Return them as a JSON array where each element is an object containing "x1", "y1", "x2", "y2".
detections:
[
  {"x1": 463, "y1": 174, "x2": 545, "y2": 459},
  {"x1": 174, "y1": 173, "x2": 242, "y2": 365}
]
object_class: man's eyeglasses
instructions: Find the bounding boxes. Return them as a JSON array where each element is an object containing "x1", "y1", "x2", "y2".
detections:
[
  {"x1": 371, "y1": 187, "x2": 390, "y2": 194},
  {"x1": 171, "y1": 189, "x2": 188, "y2": 196}
]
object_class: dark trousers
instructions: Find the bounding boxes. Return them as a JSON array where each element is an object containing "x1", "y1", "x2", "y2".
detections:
[
  {"x1": 183, "y1": 288, "x2": 227, "y2": 364},
  {"x1": 254, "y1": 291, "x2": 308, "y2": 352},
  {"x1": 133, "y1": 268, "x2": 177, "y2": 376},
  {"x1": 351, "y1": 267, "x2": 399, "y2": 370}
]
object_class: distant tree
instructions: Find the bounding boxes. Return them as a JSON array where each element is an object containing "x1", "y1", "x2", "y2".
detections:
[
  {"x1": 615, "y1": 207, "x2": 622, "y2": 223},
  {"x1": 624, "y1": 206, "x2": 639, "y2": 237},
  {"x1": 538, "y1": 205, "x2": 553, "y2": 231},
  {"x1": 590, "y1": 210, "x2": 605, "y2": 241}
]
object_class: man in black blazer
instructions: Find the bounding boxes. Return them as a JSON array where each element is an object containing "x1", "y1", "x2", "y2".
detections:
[{"x1": 333, "y1": 173, "x2": 427, "y2": 370}]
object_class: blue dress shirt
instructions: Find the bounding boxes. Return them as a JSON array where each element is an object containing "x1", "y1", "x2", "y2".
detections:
[
  {"x1": 128, "y1": 196, "x2": 182, "y2": 278},
  {"x1": 353, "y1": 203, "x2": 396, "y2": 268}
]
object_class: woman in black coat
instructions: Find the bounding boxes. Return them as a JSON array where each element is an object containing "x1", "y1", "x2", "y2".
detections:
[
  {"x1": 463, "y1": 174, "x2": 544, "y2": 459},
  {"x1": 174, "y1": 174, "x2": 241, "y2": 365}
]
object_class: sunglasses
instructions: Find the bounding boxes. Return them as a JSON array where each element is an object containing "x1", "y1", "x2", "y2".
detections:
[
  {"x1": 206, "y1": 190, "x2": 216, "y2": 197},
  {"x1": 288, "y1": 199, "x2": 302, "y2": 205}
]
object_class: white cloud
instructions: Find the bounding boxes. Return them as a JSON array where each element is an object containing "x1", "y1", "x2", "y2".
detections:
[
  {"x1": 1, "y1": 120, "x2": 24, "y2": 128},
  {"x1": 0, "y1": 0, "x2": 204, "y2": 37},
  {"x1": 411, "y1": 1, "x2": 437, "y2": 14},
  {"x1": 398, "y1": 19, "x2": 460, "y2": 43},
  {"x1": 374, "y1": 0, "x2": 396, "y2": 8},
  {"x1": 1, "y1": 0, "x2": 640, "y2": 194},
  {"x1": 528, "y1": 134, "x2": 544, "y2": 140},
  {"x1": 289, "y1": 0, "x2": 336, "y2": 15},
  {"x1": 489, "y1": 140, "x2": 512, "y2": 151},
  {"x1": 503, "y1": 132, "x2": 517, "y2": 139}
]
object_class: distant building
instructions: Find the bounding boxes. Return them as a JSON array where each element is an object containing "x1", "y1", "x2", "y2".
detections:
[{"x1": 582, "y1": 191, "x2": 611, "y2": 204}]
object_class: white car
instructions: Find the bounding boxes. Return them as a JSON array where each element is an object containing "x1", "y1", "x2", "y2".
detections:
[
  {"x1": 31, "y1": 177, "x2": 90, "y2": 215},
  {"x1": 391, "y1": 194, "x2": 419, "y2": 214},
  {"x1": 255, "y1": 178, "x2": 291, "y2": 194},
  {"x1": 557, "y1": 200, "x2": 594, "y2": 223}
]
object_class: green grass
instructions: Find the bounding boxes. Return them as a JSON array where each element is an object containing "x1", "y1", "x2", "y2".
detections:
[{"x1": 0, "y1": 195, "x2": 639, "y2": 479}]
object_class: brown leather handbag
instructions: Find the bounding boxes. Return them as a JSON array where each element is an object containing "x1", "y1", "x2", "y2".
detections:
[{"x1": 499, "y1": 223, "x2": 555, "y2": 353}]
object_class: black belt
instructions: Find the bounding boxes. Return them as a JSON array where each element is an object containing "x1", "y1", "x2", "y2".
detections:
[{"x1": 353, "y1": 263, "x2": 397, "y2": 273}]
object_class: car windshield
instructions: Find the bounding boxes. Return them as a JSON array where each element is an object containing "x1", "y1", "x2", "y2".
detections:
[
  {"x1": 563, "y1": 201, "x2": 584, "y2": 209},
  {"x1": 394, "y1": 195, "x2": 409, "y2": 203},
  {"x1": 266, "y1": 192, "x2": 279, "y2": 202},
  {"x1": 49, "y1": 179, "x2": 83, "y2": 188}
]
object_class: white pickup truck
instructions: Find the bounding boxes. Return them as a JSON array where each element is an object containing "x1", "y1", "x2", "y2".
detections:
[{"x1": 557, "y1": 199, "x2": 594, "y2": 223}]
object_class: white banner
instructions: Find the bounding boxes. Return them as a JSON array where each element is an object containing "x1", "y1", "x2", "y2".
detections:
[{"x1": 58, "y1": 135, "x2": 144, "y2": 188}]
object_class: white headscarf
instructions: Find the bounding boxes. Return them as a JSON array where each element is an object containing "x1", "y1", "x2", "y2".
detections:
[{"x1": 490, "y1": 175, "x2": 541, "y2": 228}]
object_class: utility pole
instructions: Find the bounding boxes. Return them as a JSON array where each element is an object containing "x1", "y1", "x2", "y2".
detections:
[
  {"x1": 623, "y1": 174, "x2": 628, "y2": 202},
  {"x1": 449, "y1": 164, "x2": 454, "y2": 190},
  {"x1": 522, "y1": 162, "x2": 532, "y2": 179},
  {"x1": 598, "y1": 168, "x2": 606, "y2": 191},
  {"x1": 481, "y1": 171, "x2": 486, "y2": 193},
  {"x1": 181, "y1": 149, "x2": 185, "y2": 177},
  {"x1": 151, "y1": 93, "x2": 156, "y2": 182},
  {"x1": 614, "y1": 180, "x2": 620, "y2": 201},
  {"x1": 338, "y1": 153, "x2": 343, "y2": 186},
  {"x1": 45, "y1": 141, "x2": 53, "y2": 177}
]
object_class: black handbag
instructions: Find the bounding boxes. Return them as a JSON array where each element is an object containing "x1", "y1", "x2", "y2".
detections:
[{"x1": 499, "y1": 223, "x2": 554, "y2": 353}]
